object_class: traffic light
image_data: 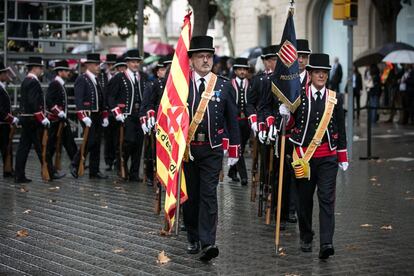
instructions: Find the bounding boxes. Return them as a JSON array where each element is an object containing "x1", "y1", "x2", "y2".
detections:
[{"x1": 333, "y1": 0, "x2": 358, "y2": 20}]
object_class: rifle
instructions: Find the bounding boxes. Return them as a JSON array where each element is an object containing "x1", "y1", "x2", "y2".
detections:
[
  {"x1": 41, "y1": 128, "x2": 51, "y2": 181},
  {"x1": 250, "y1": 137, "x2": 259, "y2": 202},
  {"x1": 77, "y1": 126, "x2": 90, "y2": 177},
  {"x1": 4, "y1": 125, "x2": 16, "y2": 173},
  {"x1": 258, "y1": 143, "x2": 266, "y2": 217},
  {"x1": 265, "y1": 145, "x2": 274, "y2": 225},
  {"x1": 54, "y1": 121, "x2": 64, "y2": 171},
  {"x1": 152, "y1": 131, "x2": 162, "y2": 215},
  {"x1": 119, "y1": 123, "x2": 126, "y2": 179}
]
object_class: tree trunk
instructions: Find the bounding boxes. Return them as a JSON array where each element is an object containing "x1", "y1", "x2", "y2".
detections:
[
  {"x1": 159, "y1": 15, "x2": 169, "y2": 43},
  {"x1": 371, "y1": 0, "x2": 402, "y2": 44},
  {"x1": 223, "y1": 21, "x2": 234, "y2": 56},
  {"x1": 188, "y1": 0, "x2": 210, "y2": 36}
]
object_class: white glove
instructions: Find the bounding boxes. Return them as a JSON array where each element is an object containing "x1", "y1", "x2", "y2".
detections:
[
  {"x1": 279, "y1": 104, "x2": 291, "y2": 121},
  {"x1": 251, "y1": 122, "x2": 258, "y2": 137},
  {"x1": 102, "y1": 118, "x2": 109, "y2": 127},
  {"x1": 148, "y1": 116, "x2": 155, "y2": 129},
  {"x1": 12, "y1": 117, "x2": 19, "y2": 126},
  {"x1": 58, "y1": 111, "x2": 66, "y2": 119},
  {"x1": 223, "y1": 149, "x2": 228, "y2": 156},
  {"x1": 41, "y1": 117, "x2": 50, "y2": 127},
  {"x1": 227, "y1": 157, "x2": 239, "y2": 167},
  {"x1": 267, "y1": 125, "x2": 277, "y2": 141},
  {"x1": 258, "y1": 131, "x2": 267, "y2": 144},
  {"x1": 338, "y1": 162, "x2": 349, "y2": 171},
  {"x1": 82, "y1": 117, "x2": 92, "y2": 127},
  {"x1": 115, "y1": 114, "x2": 125, "y2": 123},
  {"x1": 141, "y1": 122, "x2": 149, "y2": 134}
]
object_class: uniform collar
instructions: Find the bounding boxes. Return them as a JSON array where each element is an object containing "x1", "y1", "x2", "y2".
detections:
[
  {"x1": 126, "y1": 68, "x2": 140, "y2": 83},
  {"x1": 194, "y1": 71, "x2": 212, "y2": 86},
  {"x1": 310, "y1": 84, "x2": 326, "y2": 100},
  {"x1": 27, "y1": 73, "x2": 39, "y2": 82},
  {"x1": 0, "y1": 81, "x2": 5, "y2": 90},
  {"x1": 85, "y1": 70, "x2": 97, "y2": 84},
  {"x1": 300, "y1": 70, "x2": 306, "y2": 83},
  {"x1": 264, "y1": 69, "x2": 273, "y2": 75},
  {"x1": 55, "y1": 75, "x2": 65, "y2": 86},
  {"x1": 236, "y1": 76, "x2": 245, "y2": 87}
]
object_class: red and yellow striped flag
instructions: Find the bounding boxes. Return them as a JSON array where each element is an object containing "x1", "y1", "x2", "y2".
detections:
[{"x1": 156, "y1": 12, "x2": 192, "y2": 228}]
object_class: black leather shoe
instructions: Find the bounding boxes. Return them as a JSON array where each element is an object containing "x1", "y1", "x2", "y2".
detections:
[
  {"x1": 3, "y1": 172, "x2": 14, "y2": 178},
  {"x1": 300, "y1": 240, "x2": 312, "y2": 252},
  {"x1": 319, "y1": 244, "x2": 334, "y2": 259},
  {"x1": 15, "y1": 177, "x2": 32, "y2": 184},
  {"x1": 199, "y1": 245, "x2": 219, "y2": 262},
  {"x1": 231, "y1": 176, "x2": 240, "y2": 182},
  {"x1": 241, "y1": 179, "x2": 248, "y2": 186},
  {"x1": 89, "y1": 172, "x2": 108, "y2": 179},
  {"x1": 288, "y1": 213, "x2": 297, "y2": 223},
  {"x1": 52, "y1": 171, "x2": 66, "y2": 180},
  {"x1": 146, "y1": 179, "x2": 154, "y2": 186},
  {"x1": 187, "y1": 241, "x2": 200, "y2": 254},
  {"x1": 105, "y1": 164, "x2": 113, "y2": 171},
  {"x1": 180, "y1": 224, "x2": 186, "y2": 232},
  {"x1": 70, "y1": 164, "x2": 78, "y2": 179}
]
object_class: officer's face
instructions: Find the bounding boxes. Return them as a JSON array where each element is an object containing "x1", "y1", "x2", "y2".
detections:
[
  {"x1": 117, "y1": 65, "x2": 127, "y2": 73},
  {"x1": 298, "y1": 54, "x2": 309, "y2": 72},
  {"x1": 191, "y1": 52, "x2": 214, "y2": 76},
  {"x1": 0, "y1": 72, "x2": 8, "y2": 82},
  {"x1": 127, "y1": 60, "x2": 141, "y2": 72},
  {"x1": 264, "y1": 57, "x2": 277, "y2": 71},
  {"x1": 311, "y1": 69, "x2": 329, "y2": 90},
  {"x1": 157, "y1": 67, "x2": 167, "y2": 79},
  {"x1": 86, "y1": 63, "x2": 100, "y2": 75},
  {"x1": 59, "y1": 70, "x2": 70, "y2": 79},
  {"x1": 234, "y1": 67, "x2": 247, "y2": 79}
]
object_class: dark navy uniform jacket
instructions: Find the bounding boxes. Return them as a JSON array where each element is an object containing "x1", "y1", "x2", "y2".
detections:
[
  {"x1": 0, "y1": 84, "x2": 12, "y2": 123},
  {"x1": 188, "y1": 73, "x2": 240, "y2": 149},
  {"x1": 46, "y1": 77, "x2": 67, "y2": 122},
  {"x1": 248, "y1": 71, "x2": 272, "y2": 124},
  {"x1": 74, "y1": 72, "x2": 104, "y2": 113},
  {"x1": 139, "y1": 77, "x2": 165, "y2": 118}
]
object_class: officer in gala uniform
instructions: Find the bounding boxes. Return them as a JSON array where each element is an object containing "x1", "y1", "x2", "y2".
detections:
[
  {"x1": 107, "y1": 49, "x2": 148, "y2": 182},
  {"x1": 46, "y1": 60, "x2": 78, "y2": 171},
  {"x1": 70, "y1": 53, "x2": 109, "y2": 179},
  {"x1": 113, "y1": 57, "x2": 127, "y2": 74},
  {"x1": 0, "y1": 62, "x2": 18, "y2": 178},
  {"x1": 288, "y1": 53, "x2": 348, "y2": 259},
  {"x1": 14, "y1": 57, "x2": 56, "y2": 183},
  {"x1": 228, "y1": 57, "x2": 251, "y2": 186},
  {"x1": 297, "y1": 39, "x2": 312, "y2": 92},
  {"x1": 183, "y1": 36, "x2": 240, "y2": 262},
  {"x1": 99, "y1": 54, "x2": 117, "y2": 171}
]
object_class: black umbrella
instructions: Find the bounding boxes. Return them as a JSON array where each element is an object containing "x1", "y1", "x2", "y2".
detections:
[{"x1": 354, "y1": 42, "x2": 414, "y2": 67}]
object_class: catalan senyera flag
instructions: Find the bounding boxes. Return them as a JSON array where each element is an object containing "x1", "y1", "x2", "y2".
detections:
[
  {"x1": 271, "y1": 6, "x2": 301, "y2": 112},
  {"x1": 156, "y1": 12, "x2": 192, "y2": 228}
]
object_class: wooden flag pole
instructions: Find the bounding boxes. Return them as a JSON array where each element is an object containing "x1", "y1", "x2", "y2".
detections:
[{"x1": 275, "y1": 115, "x2": 287, "y2": 253}]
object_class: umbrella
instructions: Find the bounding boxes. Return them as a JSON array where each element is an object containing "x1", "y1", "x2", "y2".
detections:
[
  {"x1": 353, "y1": 42, "x2": 414, "y2": 67},
  {"x1": 144, "y1": 41, "x2": 174, "y2": 55},
  {"x1": 382, "y1": 50, "x2": 414, "y2": 64},
  {"x1": 240, "y1": 47, "x2": 262, "y2": 59}
]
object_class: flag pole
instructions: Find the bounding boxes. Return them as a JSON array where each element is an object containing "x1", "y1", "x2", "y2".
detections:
[
  {"x1": 174, "y1": 166, "x2": 182, "y2": 236},
  {"x1": 275, "y1": 114, "x2": 287, "y2": 253}
]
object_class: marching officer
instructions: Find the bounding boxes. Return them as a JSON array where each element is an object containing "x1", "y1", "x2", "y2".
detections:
[
  {"x1": 228, "y1": 57, "x2": 251, "y2": 186},
  {"x1": 99, "y1": 54, "x2": 117, "y2": 171},
  {"x1": 0, "y1": 62, "x2": 18, "y2": 178},
  {"x1": 107, "y1": 49, "x2": 149, "y2": 182},
  {"x1": 287, "y1": 53, "x2": 348, "y2": 259},
  {"x1": 297, "y1": 39, "x2": 312, "y2": 92},
  {"x1": 183, "y1": 36, "x2": 240, "y2": 262},
  {"x1": 46, "y1": 60, "x2": 78, "y2": 171},
  {"x1": 70, "y1": 53, "x2": 109, "y2": 179},
  {"x1": 15, "y1": 57, "x2": 57, "y2": 183},
  {"x1": 113, "y1": 56, "x2": 127, "y2": 74},
  {"x1": 140, "y1": 55, "x2": 172, "y2": 186}
]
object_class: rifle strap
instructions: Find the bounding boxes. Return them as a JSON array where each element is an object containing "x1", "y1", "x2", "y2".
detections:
[
  {"x1": 292, "y1": 89, "x2": 337, "y2": 179},
  {"x1": 183, "y1": 73, "x2": 218, "y2": 162}
]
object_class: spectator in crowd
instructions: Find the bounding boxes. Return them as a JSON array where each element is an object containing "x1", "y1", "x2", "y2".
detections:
[
  {"x1": 366, "y1": 64, "x2": 381, "y2": 124},
  {"x1": 352, "y1": 66, "x2": 363, "y2": 120},
  {"x1": 329, "y1": 57, "x2": 343, "y2": 92},
  {"x1": 399, "y1": 64, "x2": 414, "y2": 124}
]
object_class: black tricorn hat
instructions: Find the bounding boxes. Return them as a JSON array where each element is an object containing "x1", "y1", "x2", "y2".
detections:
[
  {"x1": 53, "y1": 60, "x2": 71, "y2": 71},
  {"x1": 85, "y1": 53, "x2": 101, "y2": 64},
  {"x1": 297, "y1": 39, "x2": 311, "y2": 54},
  {"x1": 26, "y1": 56, "x2": 44, "y2": 67},
  {"x1": 0, "y1": 62, "x2": 10, "y2": 73},
  {"x1": 106, "y1": 54, "x2": 117, "y2": 64},
  {"x1": 233, "y1": 57, "x2": 249, "y2": 69},
  {"x1": 305, "y1": 53, "x2": 332, "y2": 71},
  {"x1": 156, "y1": 55, "x2": 171, "y2": 68},
  {"x1": 188, "y1": 36, "x2": 215, "y2": 56},
  {"x1": 125, "y1": 49, "x2": 143, "y2": 61},
  {"x1": 261, "y1": 45, "x2": 279, "y2": 59},
  {"x1": 163, "y1": 53, "x2": 173, "y2": 65},
  {"x1": 114, "y1": 56, "x2": 127, "y2": 68}
]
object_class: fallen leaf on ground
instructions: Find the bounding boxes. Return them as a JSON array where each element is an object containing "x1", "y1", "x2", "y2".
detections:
[
  {"x1": 48, "y1": 186, "x2": 60, "y2": 191},
  {"x1": 160, "y1": 229, "x2": 171, "y2": 236},
  {"x1": 112, "y1": 248, "x2": 125, "y2": 253},
  {"x1": 345, "y1": 244, "x2": 360, "y2": 251},
  {"x1": 22, "y1": 209, "x2": 32, "y2": 214},
  {"x1": 16, "y1": 229, "x2": 29, "y2": 237},
  {"x1": 360, "y1": 224, "x2": 373, "y2": 227},
  {"x1": 19, "y1": 187, "x2": 28, "y2": 193},
  {"x1": 49, "y1": 199, "x2": 57, "y2": 203},
  {"x1": 278, "y1": 247, "x2": 286, "y2": 256},
  {"x1": 93, "y1": 193, "x2": 100, "y2": 197},
  {"x1": 381, "y1": 225, "x2": 392, "y2": 230},
  {"x1": 405, "y1": 197, "x2": 414, "y2": 201},
  {"x1": 376, "y1": 159, "x2": 384, "y2": 163},
  {"x1": 335, "y1": 212, "x2": 341, "y2": 215},
  {"x1": 100, "y1": 205, "x2": 108, "y2": 209},
  {"x1": 406, "y1": 191, "x2": 411, "y2": 194},
  {"x1": 157, "y1": 251, "x2": 170, "y2": 264},
  {"x1": 114, "y1": 186, "x2": 123, "y2": 190},
  {"x1": 369, "y1": 177, "x2": 377, "y2": 181}
]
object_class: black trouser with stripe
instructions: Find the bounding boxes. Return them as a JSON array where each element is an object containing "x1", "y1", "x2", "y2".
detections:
[
  {"x1": 296, "y1": 155, "x2": 338, "y2": 245},
  {"x1": 183, "y1": 144, "x2": 223, "y2": 247},
  {"x1": 122, "y1": 116, "x2": 144, "y2": 180},
  {"x1": 0, "y1": 124, "x2": 12, "y2": 174},
  {"x1": 104, "y1": 116, "x2": 117, "y2": 167}
]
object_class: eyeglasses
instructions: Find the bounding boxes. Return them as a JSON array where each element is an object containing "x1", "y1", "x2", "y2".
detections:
[{"x1": 194, "y1": 54, "x2": 213, "y2": 60}]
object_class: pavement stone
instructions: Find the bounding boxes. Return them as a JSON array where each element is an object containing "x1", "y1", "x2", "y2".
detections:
[{"x1": 1, "y1": 116, "x2": 414, "y2": 275}]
